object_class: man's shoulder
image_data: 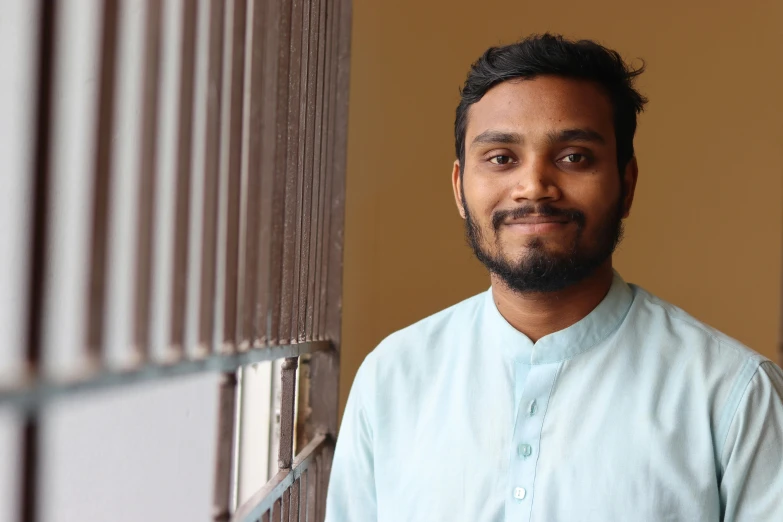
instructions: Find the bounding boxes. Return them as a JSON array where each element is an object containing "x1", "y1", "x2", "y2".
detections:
[
  {"x1": 627, "y1": 283, "x2": 769, "y2": 371},
  {"x1": 369, "y1": 290, "x2": 487, "y2": 362}
]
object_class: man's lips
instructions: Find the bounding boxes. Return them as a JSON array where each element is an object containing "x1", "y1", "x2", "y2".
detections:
[
  {"x1": 504, "y1": 215, "x2": 570, "y2": 225},
  {"x1": 503, "y1": 215, "x2": 572, "y2": 234}
]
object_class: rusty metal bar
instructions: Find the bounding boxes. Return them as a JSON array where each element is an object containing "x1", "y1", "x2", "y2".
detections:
[
  {"x1": 308, "y1": 0, "x2": 328, "y2": 341},
  {"x1": 221, "y1": 0, "x2": 248, "y2": 353},
  {"x1": 213, "y1": 371, "x2": 239, "y2": 522},
  {"x1": 304, "y1": 0, "x2": 350, "y2": 446},
  {"x1": 278, "y1": 356, "x2": 299, "y2": 469},
  {"x1": 26, "y1": 0, "x2": 57, "y2": 382},
  {"x1": 299, "y1": 470, "x2": 307, "y2": 522},
  {"x1": 198, "y1": 0, "x2": 226, "y2": 354},
  {"x1": 318, "y1": 445, "x2": 331, "y2": 521},
  {"x1": 316, "y1": 0, "x2": 338, "y2": 340},
  {"x1": 295, "y1": 0, "x2": 320, "y2": 342},
  {"x1": 169, "y1": 0, "x2": 198, "y2": 357},
  {"x1": 20, "y1": 2, "x2": 59, "y2": 520},
  {"x1": 281, "y1": 488, "x2": 291, "y2": 521},
  {"x1": 260, "y1": 511, "x2": 270, "y2": 522},
  {"x1": 133, "y1": 0, "x2": 164, "y2": 362},
  {"x1": 0, "y1": 341, "x2": 331, "y2": 413},
  {"x1": 291, "y1": 0, "x2": 314, "y2": 343},
  {"x1": 251, "y1": 0, "x2": 278, "y2": 345},
  {"x1": 306, "y1": 458, "x2": 318, "y2": 521},
  {"x1": 239, "y1": 0, "x2": 265, "y2": 348},
  {"x1": 21, "y1": 417, "x2": 39, "y2": 522},
  {"x1": 325, "y1": 0, "x2": 351, "y2": 344},
  {"x1": 265, "y1": 0, "x2": 295, "y2": 344},
  {"x1": 250, "y1": 0, "x2": 271, "y2": 345},
  {"x1": 232, "y1": 434, "x2": 330, "y2": 522},
  {"x1": 278, "y1": 0, "x2": 307, "y2": 344},
  {"x1": 289, "y1": 478, "x2": 300, "y2": 522},
  {"x1": 85, "y1": 0, "x2": 120, "y2": 365},
  {"x1": 271, "y1": 499, "x2": 281, "y2": 521}
]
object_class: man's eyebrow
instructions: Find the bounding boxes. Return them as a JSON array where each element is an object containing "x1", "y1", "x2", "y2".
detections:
[
  {"x1": 547, "y1": 128, "x2": 606, "y2": 145},
  {"x1": 469, "y1": 130, "x2": 523, "y2": 149}
]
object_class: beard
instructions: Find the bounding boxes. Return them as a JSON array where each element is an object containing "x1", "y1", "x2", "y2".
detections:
[{"x1": 463, "y1": 191, "x2": 625, "y2": 294}]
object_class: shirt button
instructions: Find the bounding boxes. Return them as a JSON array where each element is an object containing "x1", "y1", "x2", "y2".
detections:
[
  {"x1": 513, "y1": 487, "x2": 527, "y2": 500},
  {"x1": 518, "y1": 443, "x2": 532, "y2": 458},
  {"x1": 528, "y1": 400, "x2": 538, "y2": 416}
]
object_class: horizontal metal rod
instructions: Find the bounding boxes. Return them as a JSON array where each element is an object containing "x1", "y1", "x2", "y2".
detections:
[
  {"x1": 0, "y1": 341, "x2": 332, "y2": 413},
  {"x1": 232, "y1": 433, "x2": 331, "y2": 522}
]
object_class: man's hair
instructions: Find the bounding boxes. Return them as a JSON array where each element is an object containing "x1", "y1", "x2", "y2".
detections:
[{"x1": 455, "y1": 33, "x2": 648, "y2": 174}]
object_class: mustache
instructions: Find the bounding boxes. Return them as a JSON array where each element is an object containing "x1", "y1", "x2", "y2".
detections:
[{"x1": 492, "y1": 204, "x2": 585, "y2": 231}]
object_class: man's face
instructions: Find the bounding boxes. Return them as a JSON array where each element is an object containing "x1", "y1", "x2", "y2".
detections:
[{"x1": 452, "y1": 76, "x2": 637, "y2": 293}]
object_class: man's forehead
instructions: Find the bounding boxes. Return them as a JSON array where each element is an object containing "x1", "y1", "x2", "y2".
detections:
[{"x1": 465, "y1": 76, "x2": 614, "y2": 141}]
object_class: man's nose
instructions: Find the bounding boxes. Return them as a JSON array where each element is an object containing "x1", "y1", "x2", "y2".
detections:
[{"x1": 508, "y1": 157, "x2": 561, "y2": 203}]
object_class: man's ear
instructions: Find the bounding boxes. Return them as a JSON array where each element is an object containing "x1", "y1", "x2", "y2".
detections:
[
  {"x1": 621, "y1": 156, "x2": 638, "y2": 218},
  {"x1": 452, "y1": 160, "x2": 466, "y2": 219}
]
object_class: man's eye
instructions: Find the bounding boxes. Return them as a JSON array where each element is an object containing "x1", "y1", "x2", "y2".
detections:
[
  {"x1": 488, "y1": 155, "x2": 513, "y2": 165},
  {"x1": 562, "y1": 153, "x2": 586, "y2": 163}
]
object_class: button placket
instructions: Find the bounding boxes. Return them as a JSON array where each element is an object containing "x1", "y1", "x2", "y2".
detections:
[{"x1": 505, "y1": 362, "x2": 562, "y2": 521}]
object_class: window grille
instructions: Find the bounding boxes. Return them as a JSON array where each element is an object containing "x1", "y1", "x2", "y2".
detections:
[{"x1": 1, "y1": 0, "x2": 351, "y2": 520}]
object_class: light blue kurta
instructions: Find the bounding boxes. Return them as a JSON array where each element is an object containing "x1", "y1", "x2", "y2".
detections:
[{"x1": 325, "y1": 273, "x2": 783, "y2": 521}]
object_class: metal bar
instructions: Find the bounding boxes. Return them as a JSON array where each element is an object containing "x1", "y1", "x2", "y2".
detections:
[
  {"x1": 302, "y1": 0, "x2": 346, "y2": 445},
  {"x1": 265, "y1": 0, "x2": 294, "y2": 344},
  {"x1": 306, "y1": 458, "x2": 318, "y2": 522},
  {"x1": 289, "y1": 478, "x2": 300, "y2": 522},
  {"x1": 214, "y1": 371, "x2": 239, "y2": 521},
  {"x1": 281, "y1": 488, "x2": 290, "y2": 521},
  {"x1": 317, "y1": 445, "x2": 331, "y2": 521},
  {"x1": 261, "y1": 511, "x2": 270, "y2": 522},
  {"x1": 295, "y1": 0, "x2": 319, "y2": 342},
  {"x1": 0, "y1": 341, "x2": 332, "y2": 413},
  {"x1": 325, "y1": 0, "x2": 351, "y2": 344},
  {"x1": 85, "y1": 0, "x2": 120, "y2": 365},
  {"x1": 21, "y1": 416, "x2": 39, "y2": 522},
  {"x1": 26, "y1": 0, "x2": 57, "y2": 382},
  {"x1": 309, "y1": 0, "x2": 328, "y2": 341},
  {"x1": 252, "y1": 0, "x2": 278, "y2": 345},
  {"x1": 21, "y1": 1, "x2": 58, "y2": 520},
  {"x1": 278, "y1": 0, "x2": 306, "y2": 344},
  {"x1": 316, "y1": 0, "x2": 339, "y2": 339},
  {"x1": 278, "y1": 356, "x2": 298, "y2": 469},
  {"x1": 299, "y1": 468, "x2": 307, "y2": 522},
  {"x1": 221, "y1": 0, "x2": 248, "y2": 353},
  {"x1": 291, "y1": 0, "x2": 315, "y2": 340},
  {"x1": 169, "y1": 0, "x2": 199, "y2": 357},
  {"x1": 198, "y1": 0, "x2": 226, "y2": 354},
  {"x1": 133, "y1": 0, "x2": 164, "y2": 362},
  {"x1": 232, "y1": 434, "x2": 330, "y2": 522},
  {"x1": 239, "y1": 0, "x2": 265, "y2": 349}
]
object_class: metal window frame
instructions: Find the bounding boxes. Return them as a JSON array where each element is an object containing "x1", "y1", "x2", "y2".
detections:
[{"x1": 12, "y1": 0, "x2": 351, "y2": 520}]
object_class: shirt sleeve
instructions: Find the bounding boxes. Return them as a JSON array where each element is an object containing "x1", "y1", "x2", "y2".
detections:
[
  {"x1": 720, "y1": 360, "x2": 783, "y2": 521},
  {"x1": 325, "y1": 355, "x2": 377, "y2": 522}
]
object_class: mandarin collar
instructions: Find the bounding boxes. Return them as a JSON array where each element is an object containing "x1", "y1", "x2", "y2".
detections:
[{"x1": 483, "y1": 271, "x2": 634, "y2": 364}]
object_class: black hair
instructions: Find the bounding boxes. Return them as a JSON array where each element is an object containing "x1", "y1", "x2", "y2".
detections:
[{"x1": 455, "y1": 33, "x2": 648, "y2": 174}]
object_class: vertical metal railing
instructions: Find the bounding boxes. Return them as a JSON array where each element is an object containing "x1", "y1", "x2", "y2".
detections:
[{"x1": 9, "y1": 0, "x2": 351, "y2": 520}]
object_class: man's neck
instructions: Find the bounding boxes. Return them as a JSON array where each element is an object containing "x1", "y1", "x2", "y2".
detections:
[{"x1": 490, "y1": 262, "x2": 615, "y2": 343}]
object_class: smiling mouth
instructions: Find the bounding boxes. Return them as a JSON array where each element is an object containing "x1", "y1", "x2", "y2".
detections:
[
  {"x1": 503, "y1": 216, "x2": 571, "y2": 234},
  {"x1": 505, "y1": 216, "x2": 570, "y2": 226}
]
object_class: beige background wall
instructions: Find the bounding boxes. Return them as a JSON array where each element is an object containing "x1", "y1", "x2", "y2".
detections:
[{"x1": 341, "y1": 0, "x2": 783, "y2": 417}]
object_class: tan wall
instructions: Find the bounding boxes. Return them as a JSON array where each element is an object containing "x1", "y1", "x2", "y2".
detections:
[{"x1": 341, "y1": 0, "x2": 783, "y2": 417}]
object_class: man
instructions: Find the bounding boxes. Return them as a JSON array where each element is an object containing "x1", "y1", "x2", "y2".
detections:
[{"x1": 325, "y1": 34, "x2": 783, "y2": 521}]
